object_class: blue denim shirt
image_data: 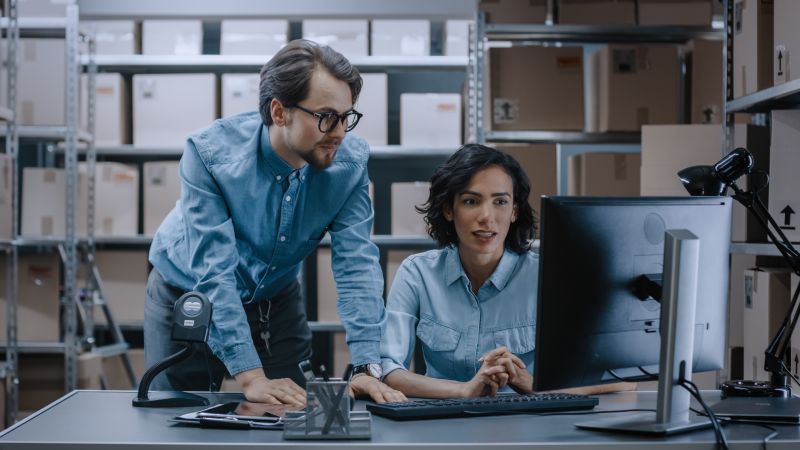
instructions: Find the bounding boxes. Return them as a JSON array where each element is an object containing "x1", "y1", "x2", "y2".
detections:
[
  {"x1": 381, "y1": 246, "x2": 538, "y2": 385},
  {"x1": 149, "y1": 111, "x2": 385, "y2": 376}
]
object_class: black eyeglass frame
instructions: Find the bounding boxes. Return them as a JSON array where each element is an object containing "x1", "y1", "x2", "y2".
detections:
[{"x1": 289, "y1": 104, "x2": 363, "y2": 133}]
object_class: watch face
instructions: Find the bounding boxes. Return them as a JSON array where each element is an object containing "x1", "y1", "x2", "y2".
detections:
[{"x1": 367, "y1": 363, "x2": 383, "y2": 378}]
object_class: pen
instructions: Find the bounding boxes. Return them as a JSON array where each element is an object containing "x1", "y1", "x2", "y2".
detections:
[
  {"x1": 320, "y1": 364, "x2": 330, "y2": 381},
  {"x1": 342, "y1": 363, "x2": 353, "y2": 381}
]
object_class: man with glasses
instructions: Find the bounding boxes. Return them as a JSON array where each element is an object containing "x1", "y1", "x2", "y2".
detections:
[{"x1": 145, "y1": 39, "x2": 406, "y2": 405}]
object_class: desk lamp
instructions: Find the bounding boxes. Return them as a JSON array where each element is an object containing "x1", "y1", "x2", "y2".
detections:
[
  {"x1": 678, "y1": 147, "x2": 800, "y2": 398},
  {"x1": 133, "y1": 292, "x2": 212, "y2": 407}
]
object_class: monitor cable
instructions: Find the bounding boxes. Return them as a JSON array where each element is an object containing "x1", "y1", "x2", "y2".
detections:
[{"x1": 679, "y1": 377, "x2": 728, "y2": 450}]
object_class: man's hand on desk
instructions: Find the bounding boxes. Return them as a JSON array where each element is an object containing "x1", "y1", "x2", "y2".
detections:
[
  {"x1": 479, "y1": 346, "x2": 534, "y2": 395},
  {"x1": 349, "y1": 374, "x2": 408, "y2": 404},
  {"x1": 235, "y1": 368, "x2": 306, "y2": 406}
]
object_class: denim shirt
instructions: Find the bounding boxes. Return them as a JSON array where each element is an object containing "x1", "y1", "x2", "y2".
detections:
[
  {"x1": 149, "y1": 111, "x2": 385, "y2": 376},
  {"x1": 381, "y1": 246, "x2": 538, "y2": 385}
]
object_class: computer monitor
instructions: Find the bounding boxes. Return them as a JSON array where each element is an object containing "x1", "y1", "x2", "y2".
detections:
[{"x1": 534, "y1": 196, "x2": 732, "y2": 392}]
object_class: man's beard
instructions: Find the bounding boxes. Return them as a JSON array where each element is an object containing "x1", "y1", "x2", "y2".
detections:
[{"x1": 298, "y1": 140, "x2": 340, "y2": 169}]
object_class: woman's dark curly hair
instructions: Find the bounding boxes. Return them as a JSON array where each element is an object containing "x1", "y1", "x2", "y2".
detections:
[{"x1": 416, "y1": 144, "x2": 536, "y2": 254}]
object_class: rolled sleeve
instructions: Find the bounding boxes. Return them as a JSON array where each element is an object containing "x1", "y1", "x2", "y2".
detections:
[
  {"x1": 380, "y1": 259, "x2": 420, "y2": 378},
  {"x1": 180, "y1": 139, "x2": 260, "y2": 376},
  {"x1": 330, "y1": 168, "x2": 386, "y2": 365}
]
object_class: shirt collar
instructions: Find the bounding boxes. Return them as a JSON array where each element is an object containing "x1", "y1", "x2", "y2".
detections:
[
  {"x1": 261, "y1": 124, "x2": 302, "y2": 181},
  {"x1": 444, "y1": 245, "x2": 520, "y2": 291}
]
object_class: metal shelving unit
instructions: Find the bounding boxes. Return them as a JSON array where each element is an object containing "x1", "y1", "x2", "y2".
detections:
[{"x1": 726, "y1": 77, "x2": 800, "y2": 114}]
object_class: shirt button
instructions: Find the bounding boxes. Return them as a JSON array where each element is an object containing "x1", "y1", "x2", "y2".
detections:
[
  {"x1": 276, "y1": 175, "x2": 282, "y2": 181},
  {"x1": 258, "y1": 285, "x2": 264, "y2": 290},
  {"x1": 301, "y1": 175, "x2": 306, "y2": 181},
  {"x1": 271, "y1": 266, "x2": 277, "y2": 271},
  {"x1": 280, "y1": 236, "x2": 286, "y2": 242},
  {"x1": 285, "y1": 195, "x2": 291, "y2": 202}
]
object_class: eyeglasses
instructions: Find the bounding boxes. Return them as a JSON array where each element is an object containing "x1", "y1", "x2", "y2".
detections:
[{"x1": 290, "y1": 104, "x2": 363, "y2": 133}]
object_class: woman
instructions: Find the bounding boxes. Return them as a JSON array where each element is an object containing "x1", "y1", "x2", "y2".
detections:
[{"x1": 380, "y1": 144, "x2": 631, "y2": 398}]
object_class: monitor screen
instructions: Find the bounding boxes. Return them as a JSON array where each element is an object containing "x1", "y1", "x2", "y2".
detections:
[{"x1": 534, "y1": 196, "x2": 731, "y2": 392}]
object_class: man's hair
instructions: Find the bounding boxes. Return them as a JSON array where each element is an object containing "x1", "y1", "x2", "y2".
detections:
[
  {"x1": 259, "y1": 39, "x2": 363, "y2": 126},
  {"x1": 416, "y1": 144, "x2": 536, "y2": 254}
]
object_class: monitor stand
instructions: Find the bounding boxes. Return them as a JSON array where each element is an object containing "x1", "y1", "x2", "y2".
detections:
[{"x1": 576, "y1": 229, "x2": 713, "y2": 435}]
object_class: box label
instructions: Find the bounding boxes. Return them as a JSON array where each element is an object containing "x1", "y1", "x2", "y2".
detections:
[
  {"x1": 776, "y1": 45, "x2": 789, "y2": 84},
  {"x1": 493, "y1": 98, "x2": 519, "y2": 124}
]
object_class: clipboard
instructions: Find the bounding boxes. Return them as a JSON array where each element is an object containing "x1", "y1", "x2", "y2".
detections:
[{"x1": 171, "y1": 401, "x2": 301, "y2": 430}]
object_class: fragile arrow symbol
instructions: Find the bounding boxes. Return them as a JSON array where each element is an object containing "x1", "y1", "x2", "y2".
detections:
[
  {"x1": 781, "y1": 205, "x2": 795, "y2": 226},
  {"x1": 501, "y1": 102, "x2": 512, "y2": 119},
  {"x1": 778, "y1": 51, "x2": 784, "y2": 75}
]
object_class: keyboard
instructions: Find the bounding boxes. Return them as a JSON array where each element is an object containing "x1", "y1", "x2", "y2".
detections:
[{"x1": 366, "y1": 393, "x2": 599, "y2": 420}]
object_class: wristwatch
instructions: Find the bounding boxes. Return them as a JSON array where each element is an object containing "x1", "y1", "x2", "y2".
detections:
[{"x1": 351, "y1": 363, "x2": 383, "y2": 381}]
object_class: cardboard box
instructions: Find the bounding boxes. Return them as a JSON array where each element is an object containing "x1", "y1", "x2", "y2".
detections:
[
  {"x1": 221, "y1": 74, "x2": 259, "y2": 118},
  {"x1": 637, "y1": 0, "x2": 713, "y2": 26},
  {"x1": 689, "y1": 39, "x2": 723, "y2": 124},
  {"x1": 220, "y1": 20, "x2": 288, "y2": 55},
  {"x1": 774, "y1": 0, "x2": 800, "y2": 85},
  {"x1": 371, "y1": 20, "x2": 430, "y2": 57},
  {"x1": 768, "y1": 110, "x2": 800, "y2": 242},
  {"x1": 479, "y1": 0, "x2": 547, "y2": 24},
  {"x1": 17, "y1": 0, "x2": 65, "y2": 17},
  {"x1": 592, "y1": 45, "x2": 680, "y2": 131},
  {"x1": 302, "y1": 20, "x2": 368, "y2": 59},
  {"x1": 490, "y1": 46, "x2": 584, "y2": 131},
  {"x1": 143, "y1": 161, "x2": 181, "y2": 236},
  {"x1": 0, "y1": 154, "x2": 11, "y2": 240},
  {"x1": 356, "y1": 74, "x2": 388, "y2": 146},
  {"x1": 496, "y1": 144, "x2": 558, "y2": 231},
  {"x1": 142, "y1": 20, "x2": 202, "y2": 55},
  {"x1": 733, "y1": 0, "x2": 773, "y2": 97},
  {"x1": 332, "y1": 333, "x2": 350, "y2": 379},
  {"x1": 80, "y1": 20, "x2": 136, "y2": 55},
  {"x1": 92, "y1": 251, "x2": 149, "y2": 325},
  {"x1": 568, "y1": 152, "x2": 641, "y2": 196},
  {"x1": 0, "y1": 253, "x2": 61, "y2": 342},
  {"x1": 445, "y1": 20, "x2": 471, "y2": 57},
  {"x1": 81, "y1": 73, "x2": 128, "y2": 147},
  {"x1": 133, "y1": 74, "x2": 217, "y2": 148},
  {"x1": 559, "y1": 0, "x2": 636, "y2": 25},
  {"x1": 391, "y1": 182, "x2": 430, "y2": 235},
  {"x1": 18, "y1": 352, "x2": 103, "y2": 411},
  {"x1": 84, "y1": 162, "x2": 139, "y2": 237},
  {"x1": 317, "y1": 248, "x2": 337, "y2": 322},
  {"x1": 0, "y1": 39, "x2": 65, "y2": 126},
  {"x1": 743, "y1": 268, "x2": 791, "y2": 381},
  {"x1": 729, "y1": 255, "x2": 757, "y2": 350},
  {"x1": 102, "y1": 349, "x2": 145, "y2": 390},
  {"x1": 21, "y1": 168, "x2": 67, "y2": 236},
  {"x1": 400, "y1": 93, "x2": 461, "y2": 147}
]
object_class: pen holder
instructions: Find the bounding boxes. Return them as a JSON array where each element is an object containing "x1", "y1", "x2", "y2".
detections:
[{"x1": 283, "y1": 379, "x2": 371, "y2": 440}]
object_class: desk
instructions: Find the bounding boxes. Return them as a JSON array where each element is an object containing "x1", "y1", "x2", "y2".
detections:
[{"x1": 1, "y1": 390, "x2": 799, "y2": 448}]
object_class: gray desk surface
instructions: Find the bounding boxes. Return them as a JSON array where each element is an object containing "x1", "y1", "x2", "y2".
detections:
[{"x1": 1, "y1": 390, "x2": 799, "y2": 449}]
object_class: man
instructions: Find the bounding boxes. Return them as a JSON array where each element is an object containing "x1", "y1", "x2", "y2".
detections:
[{"x1": 145, "y1": 39, "x2": 406, "y2": 405}]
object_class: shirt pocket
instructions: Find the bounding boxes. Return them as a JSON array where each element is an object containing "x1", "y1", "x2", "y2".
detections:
[
  {"x1": 493, "y1": 325, "x2": 536, "y2": 357},
  {"x1": 416, "y1": 317, "x2": 461, "y2": 378}
]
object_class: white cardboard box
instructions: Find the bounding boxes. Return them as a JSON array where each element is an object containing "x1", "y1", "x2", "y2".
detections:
[
  {"x1": 729, "y1": 255, "x2": 757, "y2": 350},
  {"x1": 220, "y1": 20, "x2": 288, "y2": 55},
  {"x1": 89, "y1": 162, "x2": 139, "y2": 237},
  {"x1": 142, "y1": 20, "x2": 202, "y2": 55},
  {"x1": 355, "y1": 73, "x2": 388, "y2": 146},
  {"x1": 743, "y1": 268, "x2": 792, "y2": 381},
  {"x1": 400, "y1": 93, "x2": 461, "y2": 147},
  {"x1": 391, "y1": 182, "x2": 430, "y2": 235},
  {"x1": 445, "y1": 20, "x2": 471, "y2": 57},
  {"x1": 133, "y1": 74, "x2": 217, "y2": 147},
  {"x1": 92, "y1": 251, "x2": 149, "y2": 325},
  {"x1": 0, "y1": 253, "x2": 61, "y2": 342},
  {"x1": 0, "y1": 154, "x2": 11, "y2": 240},
  {"x1": 302, "y1": 20, "x2": 368, "y2": 59},
  {"x1": 774, "y1": 0, "x2": 800, "y2": 85},
  {"x1": 81, "y1": 73, "x2": 127, "y2": 146},
  {"x1": 80, "y1": 20, "x2": 136, "y2": 55},
  {"x1": 21, "y1": 168, "x2": 68, "y2": 236},
  {"x1": 733, "y1": 0, "x2": 773, "y2": 97},
  {"x1": 143, "y1": 161, "x2": 181, "y2": 236},
  {"x1": 768, "y1": 110, "x2": 800, "y2": 242},
  {"x1": 371, "y1": 20, "x2": 430, "y2": 57},
  {"x1": 0, "y1": 39, "x2": 65, "y2": 126},
  {"x1": 17, "y1": 0, "x2": 66, "y2": 17},
  {"x1": 221, "y1": 74, "x2": 259, "y2": 118}
]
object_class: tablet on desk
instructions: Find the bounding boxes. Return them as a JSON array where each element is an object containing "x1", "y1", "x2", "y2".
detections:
[{"x1": 172, "y1": 401, "x2": 302, "y2": 429}]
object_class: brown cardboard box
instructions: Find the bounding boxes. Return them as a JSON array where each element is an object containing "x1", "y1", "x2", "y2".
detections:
[
  {"x1": 18, "y1": 352, "x2": 104, "y2": 411},
  {"x1": 21, "y1": 168, "x2": 67, "y2": 236},
  {"x1": 497, "y1": 144, "x2": 558, "y2": 232},
  {"x1": 490, "y1": 46, "x2": 584, "y2": 131},
  {"x1": 774, "y1": 0, "x2": 800, "y2": 85},
  {"x1": 80, "y1": 73, "x2": 128, "y2": 147},
  {"x1": 479, "y1": 0, "x2": 547, "y2": 24},
  {"x1": 592, "y1": 45, "x2": 680, "y2": 131},
  {"x1": 391, "y1": 182, "x2": 430, "y2": 235},
  {"x1": 92, "y1": 251, "x2": 149, "y2": 326},
  {"x1": 102, "y1": 349, "x2": 145, "y2": 389},
  {"x1": 333, "y1": 333, "x2": 350, "y2": 378},
  {"x1": 0, "y1": 39, "x2": 66, "y2": 126},
  {"x1": 637, "y1": 0, "x2": 713, "y2": 26},
  {"x1": 0, "y1": 154, "x2": 11, "y2": 240},
  {"x1": 0, "y1": 253, "x2": 61, "y2": 342},
  {"x1": 689, "y1": 39, "x2": 723, "y2": 124},
  {"x1": 568, "y1": 152, "x2": 641, "y2": 196},
  {"x1": 733, "y1": 0, "x2": 773, "y2": 98},
  {"x1": 743, "y1": 268, "x2": 791, "y2": 381},
  {"x1": 768, "y1": 110, "x2": 800, "y2": 243},
  {"x1": 729, "y1": 255, "x2": 756, "y2": 352},
  {"x1": 316, "y1": 248, "x2": 337, "y2": 322},
  {"x1": 559, "y1": 0, "x2": 636, "y2": 25},
  {"x1": 143, "y1": 161, "x2": 181, "y2": 236}
]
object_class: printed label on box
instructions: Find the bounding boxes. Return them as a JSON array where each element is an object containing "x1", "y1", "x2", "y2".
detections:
[
  {"x1": 745, "y1": 273, "x2": 753, "y2": 309},
  {"x1": 493, "y1": 98, "x2": 519, "y2": 124},
  {"x1": 776, "y1": 45, "x2": 789, "y2": 84}
]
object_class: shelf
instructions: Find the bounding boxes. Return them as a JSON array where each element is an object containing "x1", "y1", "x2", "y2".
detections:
[
  {"x1": 729, "y1": 243, "x2": 784, "y2": 257},
  {"x1": 485, "y1": 131, "x2": 641, "y2": 144},
  {"x1": 0, "y1": 17, "x2": 70, "y2": 39},
  {"x1": 726, "y1": 78, "x2": 800, "y2": 114},
  {"x1": 67, "y1": 145, "x2": 457, "y2": 158},
  {"x1": 0, "y1": 126, "x2": 92, "y2": 142},
  {"x1": 0, "y1": 342, "x2": 66, "y2": 354},
  {"x1": 83, "y1": 55, "x2": 468, "y2": 74},
  {"x1": 0, "y1": 106, "x2": 13, "y2": 122},
  {"x1": 484, "y1": 24, "x2": 721, "y2": 44}
]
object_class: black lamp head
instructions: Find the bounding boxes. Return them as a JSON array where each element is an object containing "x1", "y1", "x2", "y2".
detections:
[{"x1": 677, "y1": 147, "x2": 754, "y2": 196}]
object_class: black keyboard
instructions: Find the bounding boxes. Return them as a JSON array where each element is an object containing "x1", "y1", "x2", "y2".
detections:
[{"x1": 366, "y1": 393, "x2": 599, "y2": 420}]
